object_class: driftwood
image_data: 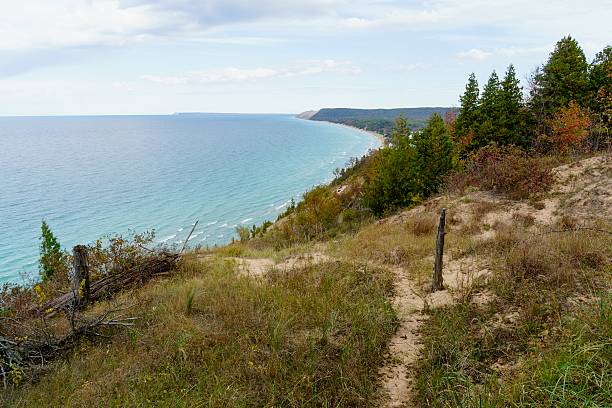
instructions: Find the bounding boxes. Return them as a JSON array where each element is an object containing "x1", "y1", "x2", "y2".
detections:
[{"x1": 41, "y1": 251, "x2": 179, "y2": 316}]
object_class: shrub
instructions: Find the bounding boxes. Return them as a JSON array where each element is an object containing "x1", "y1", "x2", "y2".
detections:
[
  {"x1": 235, "y1": 226, "x2": 251, "y2": 243},
  {"x1": 457, "y1": 145, "x2": 554, "y2": 200},
  {"x1": 540, "y1": 101, "x2": 591, "y2": 153}
]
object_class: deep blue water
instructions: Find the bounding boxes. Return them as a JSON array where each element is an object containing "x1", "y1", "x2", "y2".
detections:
[{"x1": 0, "y1": 114, "x2": 378, "y2": 284}]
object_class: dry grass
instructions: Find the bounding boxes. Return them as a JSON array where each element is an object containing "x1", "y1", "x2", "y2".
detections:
[
  {"x1": 415, "y1": 223, "x2": 612, "y2": 407},
  {"x1": 1, "y1": 256, "x2": 396, "y2": 407},
  {"x1": 408, "y1": 213, "x2": 439, "y2": 236},
  {"x1": 331, "y1": 222, "x2": 435, "y2": 268}
]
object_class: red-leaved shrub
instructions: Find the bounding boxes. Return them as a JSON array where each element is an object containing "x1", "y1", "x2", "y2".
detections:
[{"x1": 446, "y1": 145, "x2": 554, "y2": 200}]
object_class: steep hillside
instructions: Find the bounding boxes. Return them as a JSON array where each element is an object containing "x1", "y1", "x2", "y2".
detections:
[{"x1": 3, "y1": 154, "x2": 609, "y2": 408}]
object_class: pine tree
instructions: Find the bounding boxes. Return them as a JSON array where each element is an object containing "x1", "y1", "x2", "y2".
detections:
[
  {"x1": 413, "y1": 113, "x2": 454, "y2": 196},
  {"x1": 588, "y1": 45, "x2": 611, "y2": 148},
  {"x1": 391, "y1": 115, "x2": 411, "y2": 146},
  {"x1": 39, "y1": 220, "x2": 63, "y2": 281},
  {"x1": 455, "y1": 73, "x2": 480, "y2": 141},
  {"x1": 499, "y1": 64, "x2": 529, "y2": 146},
  {"x1": 474, "y1": 71, "x2": 502, "y2": 148},
  {"x1": 529, "y1": 36, "x2": 590, "y2": 122}
]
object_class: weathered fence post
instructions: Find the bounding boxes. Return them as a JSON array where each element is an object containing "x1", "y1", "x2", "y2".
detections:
[
  {"x1": 431, "y1": 208, "x2": 446, "y2": 292},
  {"x1": 72, "y1": 245, "x2": 90, "y2": 306}
]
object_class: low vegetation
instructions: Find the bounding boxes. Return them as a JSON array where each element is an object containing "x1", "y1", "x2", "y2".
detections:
[
  {"x1": 1, "y1": 34, "x2": 610, "y2": 407},
  {"x1": 416, "y1": 225, "x2": 611, "y2": 407},
  {"x1": 2, "y1": 257, "x2": 396, "y2": 407}
]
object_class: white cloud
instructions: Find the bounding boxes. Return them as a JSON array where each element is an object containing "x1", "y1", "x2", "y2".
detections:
[
  {"x1": 394, "y1": 63, "x2": 429, "y2": 72},
  {"x1": 455, "y1": 45, "x2": 552, "y2": 61},
  {"x1": 0, "y1": 1, "x2": 609, "y2": 54},
  {"x1": 291, "y1": 60, "x2": 361, "y2": 76},
  {"x1": 112, "y1": 81, "x2": 136, "y2": 92},
  {"x1": 0, "y1": 1, "x2": 175, "y2": 52},
  {"x1": 141, "y1": 60, "x2": 360, "y2": 85},
  {"x1": 455, "y1": 48, "x2": 494, "y2": 61}
]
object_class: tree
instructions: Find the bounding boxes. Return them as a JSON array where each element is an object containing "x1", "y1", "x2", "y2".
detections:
[
  {"x1": 588, "y1": 45, "x2": 611, "y2": 148},
  {"x1": 455, "y1": 73, "x2": 480, "y2": 142},
  {"x1": 474, "y1": 71, "x2": 502, "y2": 148},
  {"x1": 364, "y1": 114, "x2": 455, "y2": 215},
  {"x1": 499, "y1": 64, "x2": 530, "y2": 146},
  {"x1": 39, "y1": 221, "x2": 64, "y2": 281},
  {"x1": 391, "y1": 115, "x2": 411, "y2": 146},
  {"x1": 413, "y1": 113, "x2": 454, "y2": 195},
  {"x1": 529, "y1": 36, "x2": 590, "y2": 124},
  {"x1": 363, "y1": 117, "x2": 420, "y2": 215}
]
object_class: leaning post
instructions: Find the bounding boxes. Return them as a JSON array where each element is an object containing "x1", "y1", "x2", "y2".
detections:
[
  {"x1": 431, "y1": 208, "x2": 446, "y2": 292},
  {"x1": 72, "y1": 245, "x2": 91, "y2": 306}
]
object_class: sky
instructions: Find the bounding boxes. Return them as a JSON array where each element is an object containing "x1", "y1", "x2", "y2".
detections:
[{"x1": 0, "y1": 0, "x2": 610, "y2": 116}]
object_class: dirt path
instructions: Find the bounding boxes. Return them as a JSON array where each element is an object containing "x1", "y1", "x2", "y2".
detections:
[
  {"x1": 378, "y1": 264, "x2": 425, "y2": 407},
  {"x1": 200, "y1": 252, "x2": 333, "y2": 277},
  {"x1": 376, "y1": 254, "x2": 489, "y2": 407}
]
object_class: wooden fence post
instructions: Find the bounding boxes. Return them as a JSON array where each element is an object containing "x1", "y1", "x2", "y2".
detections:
[
  {"x1": 431, "y1": 208, "x2": 446, "y2": 292},
  {"x1": 73, "y1": 245, "x2": 90, "y2": 306}
]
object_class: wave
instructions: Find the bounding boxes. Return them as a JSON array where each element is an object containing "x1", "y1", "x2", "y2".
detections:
[
  {"x1": 241, "y1": 218, "x2": 253, "y2": 224},
  {"x1": 275, "y1": 200, "x2": 290, "y2": 211},
  {"x1": 159, "y1": 234, "x2": 177, "y2": 243},
  {"x1": 206, "y1": 221, "x2": 218, "y2": 226}
]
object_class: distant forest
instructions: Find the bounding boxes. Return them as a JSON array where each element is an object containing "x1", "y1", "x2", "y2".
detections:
[{"x1": 310, "y1": 107, "x2": 457, "y2": 136}]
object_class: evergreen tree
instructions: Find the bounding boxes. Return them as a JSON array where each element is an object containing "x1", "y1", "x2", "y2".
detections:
[
  {"x1": 474, "y1": 71, "x2": 502, "y2": 148},
  {"x1": 588, "y1": 45, "x2": 611, "y2": 148},
  {"x1": 413, "y1": 113, "x2": 454, "y2": 195},
  {"x1": 391, "y1": 115, "x2": 411, "y2": 146},
  {"x1": 39, "y1": 220, "x2": 63, "y2": 281},
  {"x1": 529, "y1": 36, "x2": 590, "y2": 122},
  {"x1": 363, "y1": 117, "x2": 419, "y2": 215},
  {"x1": 499, "y1": 64, "x2": 529, "y2": 146},
  {"x1": 455, "y1": 73, "x2": 480, "y2": 141}
]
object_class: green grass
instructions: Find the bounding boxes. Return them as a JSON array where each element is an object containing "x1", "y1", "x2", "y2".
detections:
[{"x1": 1, "y1": 256, "x2": 396, "y2": 407}]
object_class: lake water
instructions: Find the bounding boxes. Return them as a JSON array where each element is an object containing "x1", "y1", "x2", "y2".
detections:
[{"x1": 0, "y1": 114, "x2": 378, "y2": 284}]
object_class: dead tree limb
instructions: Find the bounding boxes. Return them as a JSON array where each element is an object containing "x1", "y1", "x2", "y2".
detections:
[{"x1": 180, "y1": 220, "x2": 199, "y2": 254}]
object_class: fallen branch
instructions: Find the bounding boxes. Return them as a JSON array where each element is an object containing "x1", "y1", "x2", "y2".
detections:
[
  {"x1": 40, "y1": 251, "x2": 179, "y2": 316},
  {"x1": 1, "y1": 305, "x2": 138, "y2": 387}
]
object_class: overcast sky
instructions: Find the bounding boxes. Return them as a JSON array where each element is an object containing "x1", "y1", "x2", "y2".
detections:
[{"x1": 0, "y1": 0, "x2": 610, "y2": 115}]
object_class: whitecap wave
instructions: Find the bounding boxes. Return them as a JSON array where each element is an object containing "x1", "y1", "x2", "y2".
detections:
[{"x1": 275, "y1": 201, "x2": 290, "y2": 211}]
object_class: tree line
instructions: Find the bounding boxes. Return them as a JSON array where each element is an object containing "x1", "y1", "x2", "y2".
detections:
[
  {"x1": 455, "y1": 36, "x2": 609, "y2": 153},
  {"x1": 364, "y1": 35, "x2": 610, "y2": 215}
]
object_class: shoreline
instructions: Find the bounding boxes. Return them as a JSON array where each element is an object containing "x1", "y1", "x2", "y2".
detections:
[
  {"x1": 325, "y1": 121, "x2": 386, "y2": 147},
  {"x1": 296, "y1": 116, "x2": 386, "y2": 147}
]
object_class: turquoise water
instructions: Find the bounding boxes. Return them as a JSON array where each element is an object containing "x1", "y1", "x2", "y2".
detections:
[{"x1": 0, "y1": 114, "x2": 378, "y2": 284}]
